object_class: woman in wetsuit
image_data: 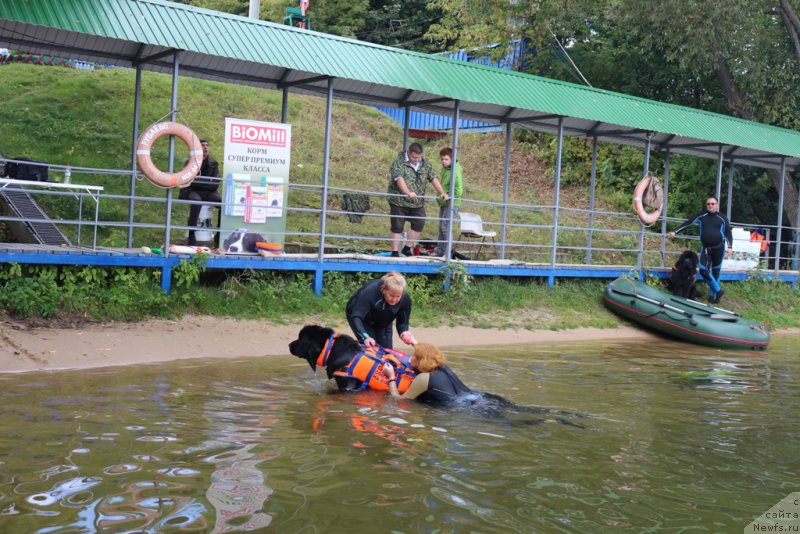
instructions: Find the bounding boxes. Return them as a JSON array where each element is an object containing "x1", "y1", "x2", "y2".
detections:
[
  {"x1": 382, "y1": 343, "x2": 471, "y2": 402},
  {"x1": 346, "y1": 271, "x2": 417, "y2": 350},
  {"x1": 667, "y1": 196, "x2": 733, "y2": 304}
]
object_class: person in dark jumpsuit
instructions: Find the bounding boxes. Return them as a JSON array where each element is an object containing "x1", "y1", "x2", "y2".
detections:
[
  {"x1": 180, "y1": 138, "x2": 221, "y2": 246},
  {"x1": 667, "y1": 196, "x2": 733, "y2": 304},
  {"x1": 382, "y1": 342, "x2": 471, "y2": 402},
  {"x1": 346, "y1": 271, "x2": 417, "y2": 350}
]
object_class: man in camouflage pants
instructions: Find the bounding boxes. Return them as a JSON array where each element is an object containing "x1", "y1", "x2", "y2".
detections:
[{"x1": 386, "y1": 143, "x2": 449, "y2": 257}]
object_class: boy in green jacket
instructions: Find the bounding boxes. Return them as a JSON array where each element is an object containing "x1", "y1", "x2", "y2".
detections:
[{"x1": 434, "y1": 147, "x2": 463, "y2": 257}]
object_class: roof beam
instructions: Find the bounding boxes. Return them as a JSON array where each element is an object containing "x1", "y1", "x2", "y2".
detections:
[
  {"x1": 279, "y1": 74, "x2": 331, "y2": 88},
  {"x1": 595, "y1": 127, "x2": 647, "y2": 137},
  {"x1": 655, "y1": 134, "x2": 676, "y2": 151},
  {"x1": 398, "y1": 90, "x2": 415, "y2": 106},
  {"x1": 0, "y1": 33, "x2": 133, "y2": 64},
  {"x1": 278, "y1": 68, "x2": 293, "y2": 84},
  {"x1": 406, "y1": 96, "x2": 452, "y2": 106},
  {"x1": 728, "y1": 153, "x2": 793, "y2": 161},
  {"x1": 585, "y1": 121, "x2": 604, "y2": 136},
  {"x1": 134, "y1": 48, "x2": 180, "y2": 66},
  {"x1": 666, "y1": 141, "x2": 723, "y2": 150},
  {"x1": 503, "y1": 113, "x2": 561, "y2": 124}
]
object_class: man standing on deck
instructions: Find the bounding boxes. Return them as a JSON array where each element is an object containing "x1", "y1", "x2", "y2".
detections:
[
  {"x1": 387, "y1": 143, "x2": 449, "y2": 257},
  {"x1": 667, "y1": 196, "x2": 732, "y2": 304}
]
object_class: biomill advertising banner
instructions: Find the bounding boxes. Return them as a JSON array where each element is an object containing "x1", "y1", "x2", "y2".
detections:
[{"x1": 220, "y1": 118, "x2": 291, "y2": 253}]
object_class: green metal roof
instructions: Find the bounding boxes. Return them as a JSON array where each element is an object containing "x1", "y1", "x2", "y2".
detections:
[{"x1": 2, "y1": 0, "x2": 800, "y2": 169}]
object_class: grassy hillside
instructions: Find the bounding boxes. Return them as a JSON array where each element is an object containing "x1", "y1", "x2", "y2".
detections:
[{"x1": 0, "y1": 62, "x2": 651, "y2": 261}]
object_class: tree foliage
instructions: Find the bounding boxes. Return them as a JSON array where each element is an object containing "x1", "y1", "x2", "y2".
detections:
[
  {"x1": 357, "y1": 0, "x2": 445, "y2": 52},
  {"x1": 428, "y1": 0, "x2": 800, "y2": 230}
]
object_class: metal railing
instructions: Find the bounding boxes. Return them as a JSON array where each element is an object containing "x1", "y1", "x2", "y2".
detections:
[{"x1": 0, "y1": 158, "x2": 798, "y2": 282}]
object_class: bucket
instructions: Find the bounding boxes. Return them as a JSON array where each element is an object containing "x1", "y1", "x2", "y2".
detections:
[{"x1": 195, "y1": 205, "x2": 214, "y2": 243}]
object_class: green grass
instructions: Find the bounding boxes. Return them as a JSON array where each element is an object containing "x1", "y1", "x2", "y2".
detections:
[{"x1": 2, "y1": 263, "x2": 798, "y2": 332}]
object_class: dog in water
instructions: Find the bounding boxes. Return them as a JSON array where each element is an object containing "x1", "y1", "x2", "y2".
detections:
[
  {"x1": 289, "y1": 324, "x2": 414, "y2": 391},
  {"x1": 667, "y1": 250, "x2": 699, "y2": 299}
]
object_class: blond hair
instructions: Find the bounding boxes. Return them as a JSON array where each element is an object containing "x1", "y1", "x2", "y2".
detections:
[
  {"x1": 413, "y1": 343, "x2": 446, "y2": 373},
  {"x1": 381, "y1": 271, "x2": 407, "y2": 293}
]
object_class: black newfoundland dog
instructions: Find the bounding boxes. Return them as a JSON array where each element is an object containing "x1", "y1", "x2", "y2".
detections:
[
  {"x1": 289, "y1": 325, "x2": 366, "y2": 391},
  {"x1": 667, "y1": 250, "x2": 699, "y2": 299}
]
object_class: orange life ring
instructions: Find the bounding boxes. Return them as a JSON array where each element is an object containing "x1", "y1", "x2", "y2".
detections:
[
  {"x1": 632, "y1": 175, "x2": 663, "y2": 225},
  {"x1": 136, "y1": 122, "x2": 203, "y2": 188}
]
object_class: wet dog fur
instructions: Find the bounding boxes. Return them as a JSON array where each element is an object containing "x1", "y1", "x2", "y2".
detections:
[
  {"x1": 668, "y1": 250, "x2": 699, "y2": 299},
  {"x1": 289, "y1": 324, "x2": 364, "y2": 391}
]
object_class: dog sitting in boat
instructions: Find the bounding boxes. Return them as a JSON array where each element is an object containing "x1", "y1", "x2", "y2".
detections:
[
  {"x1": 289, "y1": 324, "x2": 412, "y2": 391},
  {"x1": 667, "y1": 250, "x2": 699, "y2": 299}
]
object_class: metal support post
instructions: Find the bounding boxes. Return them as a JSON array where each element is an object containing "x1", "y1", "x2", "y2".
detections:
[
  {"x1": 317, "y1": 79, "x2": 334, "y2": 267},
  {"x1": 548, "y1": 118, "x2": 564, "y2": 286},
  {"x1": 715, "y1": 145, "x2": 724, "y2": 200},
  {"x1": 659, "y1": 148, "x2": 671, "y2": 267},
  {"x1": 586, "y1": 136, "x2": 598, "y2": 264},
  {"x1": 402, "y1": 106, "x2": 411, "y2": 153},
  {"x1": 774, "y1": 158, "x2": 787, "y2": 278},
  {"x1": 726, "y1": 159, "x2": 734, "y2": 220},
  {"x1": 500, "y1": 122, "x2": 511, "y2": 259},
  {"x1": 163, "y1": 52, "x2": 180, "y2": 259},
  {"x1": 128, "y1": 64, "x2": 142, "y2": 248},
  {"x1": 636, "y1": 134, "x2": 652, "y2": 276},
  {"x1": 444, "y1": 100, "x2": 460, "y2": 263},
  {"x1": 281, "y1": 86, "x2": 289, "y2": 123}
]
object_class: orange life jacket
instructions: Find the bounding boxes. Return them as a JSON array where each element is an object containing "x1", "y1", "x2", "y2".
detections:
[
  {"x1": 750, "y1": 232, "x2": 769, "y2": 253},
  {"x1": 316, "y1": 334, "x2": 417, "y2": 392}
]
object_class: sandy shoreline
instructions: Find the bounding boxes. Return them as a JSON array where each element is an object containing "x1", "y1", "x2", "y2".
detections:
[
  {"x1": 0, "y1": 315, "x2": 654, "y2": 373},
  {"x1": 1, "y1": 316, "x2": 794, "y2": 373}
]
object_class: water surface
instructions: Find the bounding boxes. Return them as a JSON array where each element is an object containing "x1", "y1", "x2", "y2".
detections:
[{"x1": 0, "y1": 335, "x2": 796, "y2": 532}]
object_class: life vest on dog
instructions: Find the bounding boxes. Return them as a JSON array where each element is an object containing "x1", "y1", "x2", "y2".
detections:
[{"x1": 316, "y1": 334, "x2": 417, "y2": 392}]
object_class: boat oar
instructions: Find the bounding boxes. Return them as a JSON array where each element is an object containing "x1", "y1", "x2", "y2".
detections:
[
  {"x1": 669, "y1": 296, "x2": 741, "y2": 318},
  {"x1": 608, "y1": 286, "x2": 738, "y2": 324}
]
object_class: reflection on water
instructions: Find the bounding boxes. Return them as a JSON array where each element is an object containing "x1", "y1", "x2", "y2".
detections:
[{"x1": 0, "y1": 335, "x2": 797, "y2": 532}]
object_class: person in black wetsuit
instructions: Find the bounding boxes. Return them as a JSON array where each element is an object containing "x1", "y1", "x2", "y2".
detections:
[
  {"x1": 382, "y1": 342, "x2": 471, "y2": 402},
  {"x1": 346, "y1": 271, "x2": 417, "y2": 350},
  {"x1": 667, "y1": 196, "x2": 733, "y2": 304}
]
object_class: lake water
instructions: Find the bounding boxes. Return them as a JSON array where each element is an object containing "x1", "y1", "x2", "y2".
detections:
[{"x1": 0, "y1": 335, "x2": 797, "y2": 533}]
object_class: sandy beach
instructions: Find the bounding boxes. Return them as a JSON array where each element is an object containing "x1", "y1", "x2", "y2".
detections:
[{"x1": 0, "y1": 315, "x2": 673, "y2": 373}]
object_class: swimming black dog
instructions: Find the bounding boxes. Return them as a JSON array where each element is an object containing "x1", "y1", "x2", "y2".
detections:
[
  {"x1": 289, "y1": 324, "x2": 366, "y2": 391},
  {"x1": 668, "y1": 250, "x2": 699, "y2": 299}
]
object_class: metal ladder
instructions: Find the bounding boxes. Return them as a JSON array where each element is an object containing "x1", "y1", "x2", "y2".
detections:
[{"x1": 0, "y1": 185, "x2": 72, "y2": 246}]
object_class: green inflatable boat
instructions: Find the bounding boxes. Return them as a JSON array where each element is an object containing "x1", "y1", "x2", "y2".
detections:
[{"x1": 604, "y1": 276, "x2": 770, "y2": 350}]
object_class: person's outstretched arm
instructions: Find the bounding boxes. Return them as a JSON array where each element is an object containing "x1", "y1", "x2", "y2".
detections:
[
  {"x1": 384, "y1": 365, "x2": 429, "y2": 400},
  {"x1": 395, "y1": 295, "x2": 412, "y2": 337},
  {"x1": 668, "y1": 211, "x2": 703, "y2": 238}
]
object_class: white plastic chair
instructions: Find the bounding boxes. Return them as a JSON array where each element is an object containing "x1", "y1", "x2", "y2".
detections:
[{"x1": 457, "y1": 212, "x2": 496, "y2": 260}]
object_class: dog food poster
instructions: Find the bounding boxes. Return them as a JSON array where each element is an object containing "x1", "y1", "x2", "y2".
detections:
[
  {"x1": 244, "y1": 186, "x2": 268, "y2": 224},
  {"x1": 225, "y1": 174, "x2": 250, "y2": 217},
  {"x1": 220, "y1": 118, "x2": 292, "y2": 250},
  {"x1": 266, "y1": 183, "x2": 283, "y2": 217}
]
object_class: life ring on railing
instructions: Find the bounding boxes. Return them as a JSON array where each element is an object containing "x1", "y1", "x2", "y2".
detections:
[
  {"x1": 632, "y1": 174, "x2": 663, "y2": 225},
  {"x1": 136, "y1": 121, "x2": 203, "y2": 188}
]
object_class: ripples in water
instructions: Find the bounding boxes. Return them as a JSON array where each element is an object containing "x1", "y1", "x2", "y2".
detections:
[{"x1": 0, "y1": 335, "x2": 796, "y2": 532}]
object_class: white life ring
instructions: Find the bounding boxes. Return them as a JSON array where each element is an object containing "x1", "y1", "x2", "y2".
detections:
[
  {"x1": 136, "y1": 122, "x2": 203, "y2": 188},
  {"x1": 632, "y1": 175, "x2": 663, "y2": 225}
]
